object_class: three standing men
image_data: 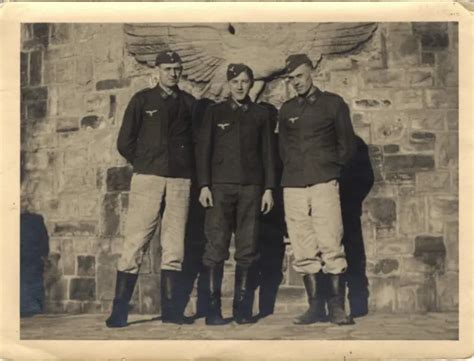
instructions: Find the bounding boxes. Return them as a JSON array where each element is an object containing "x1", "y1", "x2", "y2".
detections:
[{"x1": 108, "y1": 50, "x2": 356, "y2": 327}]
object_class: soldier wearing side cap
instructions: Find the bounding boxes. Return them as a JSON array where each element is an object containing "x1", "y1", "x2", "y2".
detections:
[
  {"x1": 106, "y1": 50, "x2": 196, "y2": 327},
  {"x1": 279, "y1": 54, "x2": 357, "y2": 325},
  {"x1": 196, "y1": 63, "x2": 277, "y2": 325}
]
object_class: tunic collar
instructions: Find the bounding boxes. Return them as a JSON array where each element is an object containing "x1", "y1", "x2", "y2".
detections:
[
  {"x1": 297, "y1": 86, "x2": 322, "y2": 105},
  {"x1": 157, "y1": 84, "x2": 179, "y2": 100},
  {"x1": 228, "y1": 97, "x2": 251, "y2": 112}
]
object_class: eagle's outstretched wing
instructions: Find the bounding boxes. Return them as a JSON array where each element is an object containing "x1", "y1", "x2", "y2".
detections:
[
  {"x1": 287, "y1": 22, "x2": 378, "y2": 61},
  {"x1": 124, "y1": 23, "x2": 228, "y2": 83}
]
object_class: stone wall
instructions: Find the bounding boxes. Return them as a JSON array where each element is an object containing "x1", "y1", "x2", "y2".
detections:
[{"x1": 20, "y1": 23, "x2": 458, "y2": 315}]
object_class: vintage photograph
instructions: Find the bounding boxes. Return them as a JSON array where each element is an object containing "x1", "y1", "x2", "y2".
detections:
[{"x1": 18, "y1": 21, "x2": 459, "y2": 341}]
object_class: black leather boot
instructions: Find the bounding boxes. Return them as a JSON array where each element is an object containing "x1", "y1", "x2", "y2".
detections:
[
  {"x1": 233, "y1": 265, "x2": 257, "y2": 324},
  {"x1": 328, "y1": 274, "x2": 354, "y2": 326},
  {"x1": 105, "y1": 271, "x2": 138, "y2": 328},
  {"x1": 204, "y1": 264, "x2": 227, "y2": 325},
  {"x1": 293, "y1": 273, "x2": 327, "y2": 325},
  {"x1": 161, "y1": 270, "x2": 194, "y2": 325}
]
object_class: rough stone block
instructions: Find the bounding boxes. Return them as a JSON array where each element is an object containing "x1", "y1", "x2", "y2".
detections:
[
  {"x1": 421, "y1": 52, "x2": 435, "y2": 66},
  {"x1": 88, "y1": 131, "x2": 114, "y2": 165},
  {"x1": 85, "y1": 93, "x2": 110, "y2": 115},
  {"x1": 275, "y1": 286, "x2": 306, "y2": 304},
  {"x1": 414, "y1": 235, "x2": 446, "y2": 269},
  {"x1": 425, "y1": 89, "x2": 458, "y2": 109},
  {"x1": 436, "y1": 272, "x2": 458, "y2": 311},
  {"x1": 44, "y1": 277, "x2": 68, "y2": 301},
  {"x1": 386, "y1": 33, "x2": 419, "y2": 67},
  {"x1": 373, "y1": 115, "x2": 406, "y2": 144},
  {"x1": 408, "y1": 70, "x2": 434, "y2": 87},
  {"x1": 416, "y1": 279, "x2": 437, "y2": 312},
  {"x1": 73, "y1": 239, "x2": 92, "y2": 254},
  {"x1": 78, "y1": 255, "x2": 96, "y2": 277},
  {"x1": 416, "y1": 172, "x2": 450, "y2": 193},
  {"x1": 55, "y1": 60, "x2": 75, "y2": 84},
  {"x1": 106, "y1": 166, "x2": 133, "y2": 192},
  {"x1": 76, "y1": 56, "x2": 94, "y2": 86},
  {"x1": 27, "y1": 101, "x2": 47, "y2": 119},
  {"x1": 383, "y1": 144, "x2": 399, "y2": 154},
  {"x1": 428, "y1": 196, "x2": 458, "y2": 233},
  {"x1": 397, "y1": 286, "x2": 417, "y2": 313},
  {"x1": 446, "y1": 110, "x2": 458, "y2": 131},
  {"x1": 399, "y1": 196, "x2": 426, "y2": 235},
  {"x1": 421, "y1": 32, "x2": 449, "y2": 50},
  {"x1": 56, "y1": 117, "x2": 79, "y2": 132},
  {"x1": 97, "y1": 264, "x2": 117, "y2": 301},
  {"x1": 96, "y1": 78, "x2": 131, "y2": 91},
  {"x1": 393, "y1": 89, "x2": 424, "y2": 110},
  {"x1": 29, "y1": 51, "x2": 42, "y2": 86},
  {"x1": 408, "y1": 109, "x2": 445, "y2": 131},
  {"x1": 70, "y1": 278, "x2": 96, "y2": 301},
  {"x1": 64, "y1": 301, "x2": 82, "y2": 314},
  {"x1": 368, "y1": 277, "x2": 397, "y2": 312},
  {"x1": 22, "y1": 86, "x2": 48, "y2": 102},
  {"x1": 59, "y1": 168, "x2": 96, "y2": 192},
  {"x1": 53, "y1": 221, "x2": 98, "y2": 237},
  {"x1": 81, "y1": 115, "x2": 103, "y2": 130},
  {"x1": 364, "y1": 70, "x2": 404, "y2": 88},
  {"x1": 401, "y1": 257, "x2": 432, "y2": 274},
  {"x1": 101, "y1": 193, "x2": 121, "y2": 237},
  {"x1": 444, "y1": 221, "x2": 458, "y2": 272},
  {"x1": 43, "y1": 301, "x2": 65, "y2": 314},
  {"x1": 436, "y1": 133, "x2": 458, "y2": 168},
  {"x1": 63, "y1": 147, "x2": 88, "y2": 169},
  {"x1": 373, "y1": 258, "x2": 399, "y2": 276},
  {"x1": 82, "y1": 302, "x2": 102, "y2": 314},
  {"x1": 409, "y1": 131, "x2": 436, "y2": 151},
  {"x1": 60, "y1": 239, "x2": 76, "y2": 275},
  {"x1": 384, "y1": 154, "x2": 435, "y2": 172},
  {"x1": 367, "y1": 145, "x2": 383, "y2": 182},
  {"x1": 413, "y1": 22, "x2": 448, "y2": 34},
  {"x1": 21, "y1": 52, "x2": 29, "y2": 87},
  {"x1": 50, "y1": 23, "x2": 71, "y2": 44},
  {"x1": 399, "y1": 271, "x2": 427, "y2": 287},
  {"x1": 364, "y1": 197, "x2": 396, "y2": 228}
]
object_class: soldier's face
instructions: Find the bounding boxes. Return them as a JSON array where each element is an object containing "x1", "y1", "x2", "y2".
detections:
[
  {"x1": 288, "y1": 64, "x2": 313, "y2": 95},
  {"x1": 157, "y1": 63, "x2": 183, "y2": 88},
  {"x1": 228, "y1": 72, "x2": 253, "y2": 102}
]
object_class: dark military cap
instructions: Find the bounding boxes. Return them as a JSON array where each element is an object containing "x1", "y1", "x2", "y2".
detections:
[
  {"x1": 155, "y1": 50, "x2": 182, "y2": 66},
  {"x1": 285, "y1": 54, "x2": 312, "y2": 74},
  {"x1": 226, "y1": 63, "x2": 254, "y2": 81}
]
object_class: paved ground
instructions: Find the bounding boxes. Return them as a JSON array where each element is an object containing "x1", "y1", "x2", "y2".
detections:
[{"x1": 20, "y1": 312, "x2": 458, "y2": 340}]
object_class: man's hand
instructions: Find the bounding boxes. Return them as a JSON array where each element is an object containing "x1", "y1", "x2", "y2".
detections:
[
  {"x1": 261, "y1": 189, "x2": 274, "y2": 215},
  {"x1": 199, "y1": 186, "x2": 214, "y2": 208}
]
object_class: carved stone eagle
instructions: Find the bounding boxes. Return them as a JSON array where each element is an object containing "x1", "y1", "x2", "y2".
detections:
[{"x1": 124, "y1": 23, "x2": 377, "y2": 99}]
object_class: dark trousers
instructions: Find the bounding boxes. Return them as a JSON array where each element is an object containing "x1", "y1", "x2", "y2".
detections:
[{"x1": 203, "y1": 184, "x2": 262, "y2": 268}]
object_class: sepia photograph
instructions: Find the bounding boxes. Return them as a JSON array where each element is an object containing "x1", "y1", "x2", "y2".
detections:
[
  {"x1": 1, "y1": 2, "x2": 472, "y2": 359},
  {"x1": 18, "y1": 20, "x2": 460, "y2": 341}
]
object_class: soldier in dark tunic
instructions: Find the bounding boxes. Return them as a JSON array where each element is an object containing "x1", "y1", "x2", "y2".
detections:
[
  {"x1": 196, "y1": 63, "x2": 276, "y2": 325},
  {"x1": 106, "y1": 51, "x2": 196, "y2": 327},
  {"x1": 279, "y1": 54, "x2": 356, "y2": 325}
]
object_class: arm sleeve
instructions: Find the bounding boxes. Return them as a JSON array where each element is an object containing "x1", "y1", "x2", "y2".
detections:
[
  {"x1": 117, "y1": 94, "x2": 142, "y2": 164},
  {"x1": 196, "y1": 106, "x2": 214, "y2": 188},
  {"x1": 334, "y1": 100, "x2": 357, "y2": 166},
  {"x1": 262, "y1": 110, "x2": 277, "y2": 190}
]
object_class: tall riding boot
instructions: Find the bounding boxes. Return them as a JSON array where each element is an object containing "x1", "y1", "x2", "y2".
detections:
[
  {"x1": 161, "y1": 270, "x2": 194, "y2": 325},
  {"x1": 105, "y1": 271, "x2": 138, "y2": 328},
  {"x1": 204, "y1": 264, "x2": 227, "y2": 325},
  {"x1": 328, "y1": 273, "x2": 354, "y2": 325},
  {"x1": 293, "y1": 273, "x2": 327, "y2": 325},
  {"x1": 233, "y1": 265, "x2": 257, "y2": 324}
]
